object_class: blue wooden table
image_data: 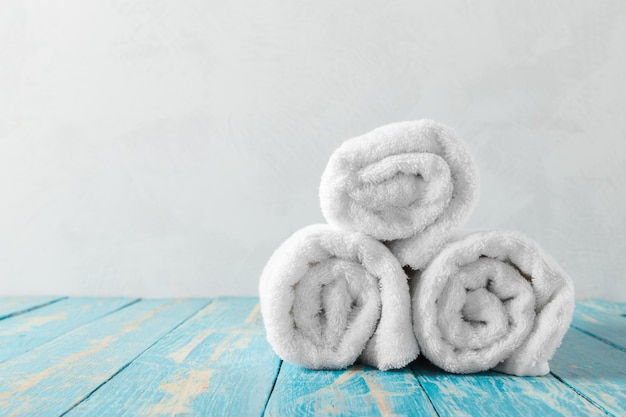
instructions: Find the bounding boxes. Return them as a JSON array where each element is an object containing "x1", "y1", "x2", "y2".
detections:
[{"x1": 0, "y1": 297, "x2": 624, "y2": 416}]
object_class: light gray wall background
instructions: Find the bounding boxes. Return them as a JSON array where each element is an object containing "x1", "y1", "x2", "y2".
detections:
[{"x1": 1, "y1": 1, "x2": 625, "y2": 300}]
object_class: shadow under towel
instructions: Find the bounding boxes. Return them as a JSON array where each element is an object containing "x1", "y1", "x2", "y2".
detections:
[
  {"x1": 259, "y1": 224, "x2": 419, "y2": 371},
  {"x1": 412, "y1": 230, "x2": 575, "y2": 376},
  {"x1": 319, "y1": 119, "x2": 479, "y2": 271}
]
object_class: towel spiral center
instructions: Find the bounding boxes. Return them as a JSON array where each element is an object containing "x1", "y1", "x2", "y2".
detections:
[
  {"x1": 292, "y1": 258, "x2": 380, "y2": 350},
  {"x1": 436, "y1": 258, "x2": 535, "y2": 354},
  {"x1": 349, "y1": 152, "x2": 454, "y2": 239}
]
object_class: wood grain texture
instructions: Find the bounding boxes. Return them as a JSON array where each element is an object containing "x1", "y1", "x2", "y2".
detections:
[
  {"x1": 0, "y1": 298, "x2": 209, "y2": 417},
  {"x1": 0, "y1": 297, "x2": 137, "y2": 363},
  {"x1": 0, "y1": 297, "x2": 624, "y2": 416},
  {"x1": 0, "y1": 297, "x2": 64, "y2": 320},
  {"x1": 265, "y1": 362, "x2": 437, "y2": 417},
  {"x1": 411, "y1": 357, "x2": 604, "y2": 417},
  {"x1": 65, "y1": 297, "x2": 281, "y2": 417},
  {"x1": 572, "y1": 300, "x2": 626, "y2": 351},
  {"x1": 550, "y1": 328, "x2": 626, "y2": 416}
]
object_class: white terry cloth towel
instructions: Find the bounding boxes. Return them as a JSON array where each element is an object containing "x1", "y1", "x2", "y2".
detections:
[
  {"x1": 259, "y1": 224, "x2": 419, "y2": 371},
  {"x1": 412, "y1": 230, "x2": 575, "y2": 376},
  {"x1": 319, "y1": 119, "x2": 479, "y2": 271}
]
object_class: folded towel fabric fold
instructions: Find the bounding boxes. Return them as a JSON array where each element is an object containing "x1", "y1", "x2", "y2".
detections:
[
  {"x1": 319, "y1": 119, "x2": 479, "y2": 271},
  {"x1": 259, "y1": 224, "x2": 419, "y2": 371},
  {"x1": 411, "y1": 230, "x2": 575, "y2": 376}
]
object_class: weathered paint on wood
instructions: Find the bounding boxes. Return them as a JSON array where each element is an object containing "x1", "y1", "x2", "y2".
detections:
[
  {"x1": 0, "y1": 297, "x2": 624, "y2": 417},
  {"x1": 0, "y1": 297, "x2": 64, "y2": 320},
  {"x1": 572, "y1": 300, "x2": 626, "y2": 351},
  {"x1": 265, "y1": 362, "x2": 437, "y2": 417},
  {"x1": 64, "y1": 297, "x2": 281, "y2": 417},
  {"x1": 550, "y1": 327, "x2": 626, "y2": 416},
  {"x1": 0, "y1": 297, "x2": 138, "y2": 363},
  {"x1": 0, "y1": 298, "x2": 209, "y2": 417},
  {"x1": 411, "y1": 357, "x2": 605, "y2": 417}
]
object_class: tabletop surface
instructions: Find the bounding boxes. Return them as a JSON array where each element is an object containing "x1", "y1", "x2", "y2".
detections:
[{"x1": 0, "y1": 296, "x2": 624, "y2": 416}]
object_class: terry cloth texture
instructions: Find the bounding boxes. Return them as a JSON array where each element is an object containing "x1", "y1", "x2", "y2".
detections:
[
  {"x1": 319, "y1": 119, "x2": 479, "y2": 271},
  {"x1": 411, "y1": 230, "x2": 575, "y2": 376},
  {"x1": 259, "y1": 224, "x2": 419, "y2": 371}
]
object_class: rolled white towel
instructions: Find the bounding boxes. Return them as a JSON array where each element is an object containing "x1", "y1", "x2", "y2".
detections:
[
  {"x1": 259, "y1": 224, "x2": 419, "y2": 371},
  {"x1": 319, "y1": 119, "x2": 479, "y2": 270},
  {"x1": 412, "y1": 230, "x2": 575, "y2": 376}
]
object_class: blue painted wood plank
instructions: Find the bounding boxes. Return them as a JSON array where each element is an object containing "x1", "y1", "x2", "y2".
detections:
[
  {"x1": 550, "y1": 327, "x2": 626, "y2": 416},
  {"x1": 0, "y1": 297, "x2": 138, "y2": 363},
  {"x1": 411, "y1": 357, "x2": 604, "y2": 417},
  {"x1": 0, "y1": 297, "x2": 620, "y2": 416},
  {"x1": 572, "y1": 301, "x2": 626, "y2": 351},
  {"x1": 0, "y1": 298, "x2": 209, "y2": 417},
  {"x1": 64, "y1": 297, "x2": 281, "y2": 417},
  {"x1": 265, "y1": 362, "x2": 437, "y2": 416},
  {"x1": 0, "y1": 297, "x2": 64, "y2": 320}
]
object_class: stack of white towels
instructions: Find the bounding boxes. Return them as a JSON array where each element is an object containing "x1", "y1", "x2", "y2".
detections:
[{"x1": 259, "y1": 120, "x2": 575, "y2": 376}]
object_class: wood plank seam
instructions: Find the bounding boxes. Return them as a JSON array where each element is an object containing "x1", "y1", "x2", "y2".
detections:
[
  {"x1": 411, "y1": 371, "x2": 442, "y2": 417},
  {"x1": 1, "y1": 298, "x2": 622, "y2": 416},
  {"x1": 549, "y1": 327, "x2": 626, "y2": 416},
  {"x1": 0, "y1": 298, "x2": 142, "y2": 365},
  {"x1": 56, "y1": 299, "x2": 213, "y2": 417},
  {"x1": 0, "y1": 297, "x2": 67, "y2": 321},
  {"x1": 570, "y1": 324, "x2": 626, "y2": 353},
  {"x1": 261, "y1": 360, "x2": 283, "y2": 416},
  {"x1": 410, "y1": 355, "x2": 610, "y2": 416},
  {"x1": 61, "y1": 298, "x2": 281, "y2": 417},
  {"x1": 57, "y1": 355, "x2": 136, "y2": 417},
  {"x1": 549, "y1": 372, "x2": 613, "y2": 416}
]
